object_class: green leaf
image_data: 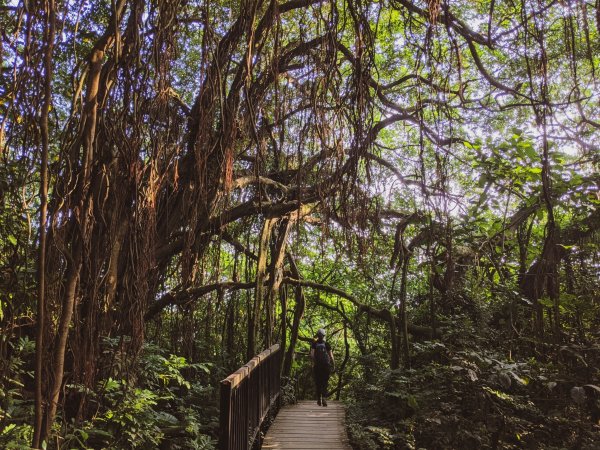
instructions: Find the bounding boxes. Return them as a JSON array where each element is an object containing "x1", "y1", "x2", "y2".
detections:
[
  {"x1": 509, "y1": 371, "x2": 529, "y2": 385},
  {"x1": 407, "y1": 395, "x2": 418, "y2": 409},
  {"x1": 1, "y1": 423, "x2": 16, "y2": 435}
]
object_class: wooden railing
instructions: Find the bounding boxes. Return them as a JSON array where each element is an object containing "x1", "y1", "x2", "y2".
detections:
[{"x1": 219, "y1": 344, "x2": 282, "y2": 450}]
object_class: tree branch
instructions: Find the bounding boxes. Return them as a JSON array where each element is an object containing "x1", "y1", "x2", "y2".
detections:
[
  {"x1": 145, "y1": 281, "x2": 255, "y2": 320},
  {"x1": 282, "y1": 277, "x2": 438, "y2": 337}
]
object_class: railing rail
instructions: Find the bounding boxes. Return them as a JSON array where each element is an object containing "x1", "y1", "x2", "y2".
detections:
[{"x1": 219, "y1": 344, "x2": 282, "y2": 450}]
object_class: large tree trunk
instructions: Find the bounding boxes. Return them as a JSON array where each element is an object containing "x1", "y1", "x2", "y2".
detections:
[
  {"x1": 248, "y1": 218, "x2": 277, "y2": 360},
  {"x1": 399, "y1": 256, "x2": 411, "y2": 367},
  {"x1": 335, "y1": 322, "x2": 350, "y2": 400},
  {"x1": 40, "y1": 2, "x2": 128, "y2": 437},
  {"x1": 265, "y1": 218, "x2": 292, "y2": 347},
  {"x1": 45, "y1": 255, "x2": 82, "y2": 439},
  {"x1": 33, "y1": 1, "x2": 55, "y2": 445},
  {"x1": 282, "y1": 256, "x2": 305, "y2": 379}
]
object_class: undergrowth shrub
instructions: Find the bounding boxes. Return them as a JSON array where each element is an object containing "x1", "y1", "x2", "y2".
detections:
[
  {"x1": 0, "y1": 336, "x2": 35, "y2": 449},
  {"x1": 345, "y1": 319, "x2": 600, "y2": 450},
  {"x1": 62, "y1": 339, "x2": 218, "y2": 449}
]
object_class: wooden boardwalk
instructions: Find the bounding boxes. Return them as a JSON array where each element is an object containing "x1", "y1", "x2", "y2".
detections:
[{"x1": 262, "y1": 400, "x2": 352, "y2": 449}]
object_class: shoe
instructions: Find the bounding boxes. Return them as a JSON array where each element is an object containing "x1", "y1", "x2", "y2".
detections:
[{"x1": 322, "y1": 399, "x2": 328, "y2": 407}]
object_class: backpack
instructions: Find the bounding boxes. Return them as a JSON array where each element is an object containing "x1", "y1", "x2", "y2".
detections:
[{"x1": 314, "y1": 341, "x2": 330, "y2": 368}]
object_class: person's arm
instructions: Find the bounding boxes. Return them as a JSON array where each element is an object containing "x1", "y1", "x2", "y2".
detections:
[
  {"x1": 328, "y1": 346, "x2": 335, "y2": 370},
  {"x1": 310, "y1": 345, "x2": 315, "y2": 367}
]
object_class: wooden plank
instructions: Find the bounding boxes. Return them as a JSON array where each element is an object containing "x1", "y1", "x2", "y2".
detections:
[{"x1": 262, "y1": 401, "x2": 351, "y2": 449}]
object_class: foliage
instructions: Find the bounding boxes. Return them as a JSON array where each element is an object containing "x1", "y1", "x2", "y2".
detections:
[
  {"x1": 280, "y1": 377, "x2": 298, "y2": 406},
  {"x1": 5, "y1": 339, "x2": 217, "y2": 450},
  {"x1": 0, "y1": 338, "x2": 35, "y2": 450},
  {"x1": 345, "y1": 314, "x2": 600, "y2": 449}
]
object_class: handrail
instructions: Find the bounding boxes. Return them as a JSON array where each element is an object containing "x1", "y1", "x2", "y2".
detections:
[{"x1": 219, "y1": 344, "x2": 282, "y2": 450}]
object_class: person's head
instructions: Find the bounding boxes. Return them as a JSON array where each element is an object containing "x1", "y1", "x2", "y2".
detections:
[{"x1": 316, "y1": 328, "x2": 326, "y2": 340}]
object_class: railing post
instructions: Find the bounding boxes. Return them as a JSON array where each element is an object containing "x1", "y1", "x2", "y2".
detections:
[{"x1": 219, "y1": 379, "x2": 232, "y2": 450}]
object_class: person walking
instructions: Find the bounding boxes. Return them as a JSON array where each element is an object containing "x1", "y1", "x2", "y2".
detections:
[{"x1": 310, "y1": 328, "x2": 334, "y2": 406}]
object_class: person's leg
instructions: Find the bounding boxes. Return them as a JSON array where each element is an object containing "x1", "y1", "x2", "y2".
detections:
[
  {"x1": 322, "y1": 368, "x2": 330, "y2": 406},
  {"x1": 314, "y1": 369, "x2": 322, "y2": 405},
  {"x1": 314, "y1": 367, "x2": 329, "y2": 406},
  {"x1": 316, "y1": 368, "x2": 329, "y2": 405}
]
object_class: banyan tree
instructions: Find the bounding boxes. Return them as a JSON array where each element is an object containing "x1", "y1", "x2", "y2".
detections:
[{"x1": 0, "y1": 0, "x2": 598, "y2": 446}]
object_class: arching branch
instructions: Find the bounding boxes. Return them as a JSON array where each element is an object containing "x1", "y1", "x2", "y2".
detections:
[
  {"x1": 282, "y1": 277, "x2": 437, "y2": 338},
  {"x1": 145, "y1": 281, "x2": 255, "y2": 321}
]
